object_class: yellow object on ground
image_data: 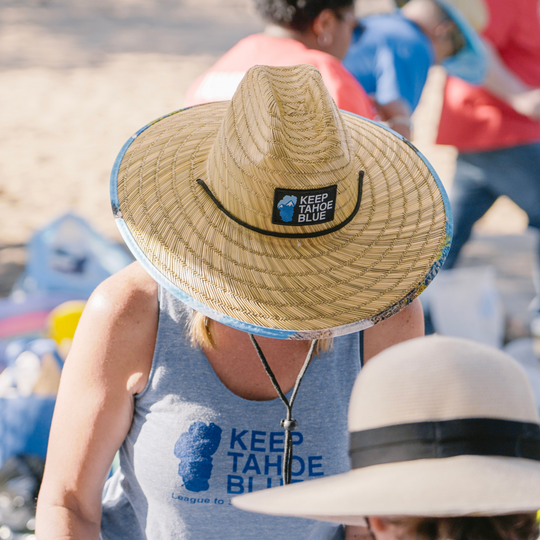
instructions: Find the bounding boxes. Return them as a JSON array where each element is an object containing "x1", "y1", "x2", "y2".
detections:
[{"x1": 46, "y1": 300, "x2": 86, "y2": 356}]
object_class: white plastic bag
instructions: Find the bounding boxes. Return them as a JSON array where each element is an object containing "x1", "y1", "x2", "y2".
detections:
[{"x1": 422, "y1": 266, "x2": 505, "y2": 349}]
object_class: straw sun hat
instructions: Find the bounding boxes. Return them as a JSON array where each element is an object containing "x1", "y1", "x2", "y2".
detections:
[
  {"x1": 233, "y1": 335, "x2": 540, "y2": 523},
  {"x1": 111, "y1": 64, "x2": 451, "y2": 339}
]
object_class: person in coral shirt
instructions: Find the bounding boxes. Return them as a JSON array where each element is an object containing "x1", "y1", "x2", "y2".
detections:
[
  {"x1": 437, "y1": 0, "x2": 540, "y2": 275},
  {"x1": 184, "y1": 0, "x2": 375, "y2": 120}
]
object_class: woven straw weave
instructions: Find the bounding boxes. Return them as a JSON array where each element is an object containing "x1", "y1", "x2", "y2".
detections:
[{"x1": 114, "y1": 65, "x2": 450, "y2": 335}]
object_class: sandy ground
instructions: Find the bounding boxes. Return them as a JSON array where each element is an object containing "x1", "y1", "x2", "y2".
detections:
[
  {"x1": 0, "y1": 0, "x2": 534, "y2": 330},
  {"x1": 0, "y1": 0, "x2": 263, "y2": 246}
]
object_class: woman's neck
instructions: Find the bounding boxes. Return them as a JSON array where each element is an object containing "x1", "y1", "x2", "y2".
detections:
[
  {"x1": 263, "y1": 24, "x2": 319, "y2": 52},
  {"x1": 202, "y1": 321, "x2": 313, "y2": 401}
]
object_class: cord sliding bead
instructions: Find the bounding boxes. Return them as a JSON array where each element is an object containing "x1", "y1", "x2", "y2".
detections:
[{"x1": 281, "y1": 419, "x2": 298, "y2": 430}]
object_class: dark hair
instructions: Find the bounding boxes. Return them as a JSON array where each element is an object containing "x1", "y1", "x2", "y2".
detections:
[
  {"x1": 390, "y1": 514, "x2": 540, "y2": 540},
  {"x1": 437, "y1": 515, "x2": 539, "y2": 540},
  {"x1": 254, "y1": 0, "x2": 354, "y2": 32}
]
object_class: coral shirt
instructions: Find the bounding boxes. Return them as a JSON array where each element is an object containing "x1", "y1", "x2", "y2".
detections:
[
  {"x1": 184, "y1": 34, "x2": 376, "y2": 119},
  {"x1": 437, "y1": 0, "x2": 540, "y2": 152}
]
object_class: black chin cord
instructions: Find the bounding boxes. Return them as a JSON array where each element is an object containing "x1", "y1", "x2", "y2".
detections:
[{"x1": 249, "y1": 334, "x2": 318, "y2": 485}]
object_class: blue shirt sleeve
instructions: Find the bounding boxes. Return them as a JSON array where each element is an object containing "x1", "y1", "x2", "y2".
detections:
[
  {"x1": 373, "y1": 41, "x2": 432, "y2": 111},
  {"x1": 343, "y1": 14, "x2": 434, "y2": 112}
]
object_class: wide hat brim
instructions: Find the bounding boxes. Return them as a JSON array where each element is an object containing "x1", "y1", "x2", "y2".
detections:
[
  {"x1": 233, "y1": 455, "x2": 540, "y2": 523},
  {"x1": 111, "y1": 102, "x2": 451, "y2": 339}
]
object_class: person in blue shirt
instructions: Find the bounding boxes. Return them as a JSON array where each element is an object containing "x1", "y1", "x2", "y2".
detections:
[{"x1": 343, "y1": 0, "x2": 487, "y2": 139}]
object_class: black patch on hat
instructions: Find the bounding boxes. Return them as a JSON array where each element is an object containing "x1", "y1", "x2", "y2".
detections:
[{"x1": 272, "y1": 185, "x2": 337, "y2": 226}]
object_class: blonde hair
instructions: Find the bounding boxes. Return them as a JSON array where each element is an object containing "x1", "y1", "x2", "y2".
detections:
[{"x1": 188, "y1": 311, "x2": 333, "y2": 354}]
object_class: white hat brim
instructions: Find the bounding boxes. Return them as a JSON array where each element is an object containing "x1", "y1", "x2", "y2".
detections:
[{"x1": 233, "y1": 455, "x2": 540, "y2": 523}]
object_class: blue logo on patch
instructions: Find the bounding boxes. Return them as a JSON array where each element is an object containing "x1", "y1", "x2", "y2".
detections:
[
  {"x1": 272, "y1": 185, "x2": 338, "y2": 226},
  {"x1": 174, "y1": 421, "x2": 222, "y2": 492},
  {"x1": 277, "y1": 195, "x2": 297, "y2": 223}
]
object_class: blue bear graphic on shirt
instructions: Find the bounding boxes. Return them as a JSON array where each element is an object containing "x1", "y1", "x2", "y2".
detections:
[
  {"x1": 174, "y1": 421, "x2": 222, "y2": 492},
  {"x1": 277, "y1": 195, "x2": 297, "y2": 222}
]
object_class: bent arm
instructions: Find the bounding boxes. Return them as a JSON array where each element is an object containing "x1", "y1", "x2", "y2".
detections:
[
  {"x1": 483, "y1": 38, "x2": 540, "y2": 122},
  {"x1": 345, "y1": 298, "x2": 424, "y2": 537},
  {"x1": 375, "y1": 98, "x2": 413, "y2": 139},
  {"x1": 36, "y1": 263, "x2": 158, "y2": 539},
  {"x1": 363, "y1": 298, "x2": 424, "y2": 363}
]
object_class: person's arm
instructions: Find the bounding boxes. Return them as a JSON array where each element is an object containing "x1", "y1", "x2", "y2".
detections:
[
  {"x1": 369, "y1": 37, "x2": 429, "y2": 139},
  {"x1": 35, "y1": 262, "x2": 158, "y2": 539},
  {"x1": 374, "y1": 98, "x2": 413, "y2": 139},
  {"x1": 344, "y1": 298, "x2": 424, "y2": 538},
  {"x1": 482, "y1": 38, "x2": 540, "y2": 122},
  {"x1": 363, "y1": 297, "x2": 424, "y2": 363}
]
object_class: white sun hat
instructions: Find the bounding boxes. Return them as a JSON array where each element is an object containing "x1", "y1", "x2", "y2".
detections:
[{"x1": 233, "y1": 335, "x2": 540, "y2": 524}]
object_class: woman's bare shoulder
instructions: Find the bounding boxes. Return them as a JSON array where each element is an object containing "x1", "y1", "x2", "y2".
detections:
[
  {"x1": 69, "y1": 262, "x2": 159, "y2": 393},
  {"x1": 90, "y1": 261, "x2": 158, "y2": 313}
]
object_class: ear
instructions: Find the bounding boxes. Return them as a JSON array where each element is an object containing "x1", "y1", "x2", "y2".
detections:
[
  {"x1": 369, "y1": 517, "x2": 390, "y2": 533},
  {"x1": 312, "y1": 8, "x2": 338, "y2": 36},
  {"x1": 367, "y1": 517, "x2": 399, "y2": 540}
]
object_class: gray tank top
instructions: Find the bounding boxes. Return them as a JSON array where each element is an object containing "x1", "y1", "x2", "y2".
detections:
[{"x1": 101, "y1": 287, "x2": 362, "y2": 540}]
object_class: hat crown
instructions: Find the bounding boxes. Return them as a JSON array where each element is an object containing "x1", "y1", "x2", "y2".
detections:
[
  {"x1": 205, "y1": 64, "x2": 359, "y2": 233},
  {"x1": 349, "y1": 336, "x2": 539, "y2": 432},
  {"x1": 113, "y1": 63, "x2": 450, "y2": 338}
]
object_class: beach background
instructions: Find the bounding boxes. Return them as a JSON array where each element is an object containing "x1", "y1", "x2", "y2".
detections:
[{"x1": 0, "y1": 0, "x2": 535, "y2": 334}]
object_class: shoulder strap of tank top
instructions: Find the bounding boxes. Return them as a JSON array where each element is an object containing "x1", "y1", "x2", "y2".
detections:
[{"x1": 359, "y1": 330, "x2": 365, "y2": 368}]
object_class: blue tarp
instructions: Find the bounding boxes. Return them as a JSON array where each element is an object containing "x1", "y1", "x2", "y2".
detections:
[{"x1": 0, "y1": 396, "x2": 56, "y2": 468}]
